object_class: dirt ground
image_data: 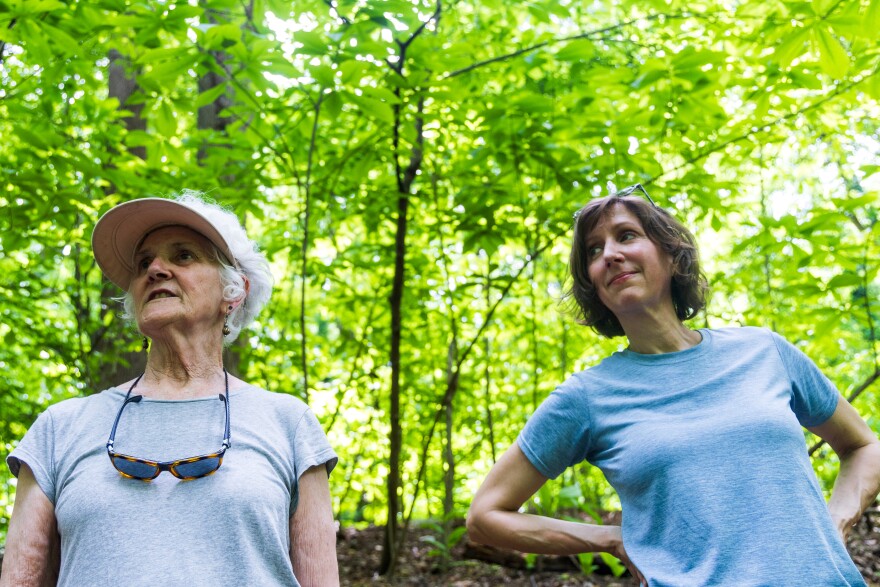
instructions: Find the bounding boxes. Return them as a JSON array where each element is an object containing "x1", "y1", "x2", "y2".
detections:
[
  {"x1": 0, "y1": 510, "x2": 876, "y2": 585},
  {"x1": 338, "y1": 510, "x2": 880, "y2": 586}
]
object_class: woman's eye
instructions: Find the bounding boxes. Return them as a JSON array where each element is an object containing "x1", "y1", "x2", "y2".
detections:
[
  {"x1": 620, "y1": 231, "x2": 636, "y2": 242},
  {"x1": 177, "y1": 250, "x2": 194, "y2": 261},
  {"x1": 588, "y1": 245, "x2": 602, "y2": 259},
  {"x1": 137, "y1": 258, "x2": 151, "y2": 271}
]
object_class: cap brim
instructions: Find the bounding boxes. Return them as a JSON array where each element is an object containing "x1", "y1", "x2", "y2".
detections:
[{"x1": 92, "y1": 198, "x2": 235, "y2": 291}]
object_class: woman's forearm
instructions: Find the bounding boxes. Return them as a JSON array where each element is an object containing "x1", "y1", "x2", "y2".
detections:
[
  {"x1": 467, "y1": 508, "x2": 645, "y2": 585},
  {"x1": 468, "y1": 508, "x2": 621, "y2": 555},
  {"x1": 828, "y1": 440, "x2": 880, "y2": 536}
]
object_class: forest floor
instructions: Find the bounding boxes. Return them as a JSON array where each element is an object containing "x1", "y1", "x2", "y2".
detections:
[
  {"x1": 339, "y1": 509, "x2": 880, "y2": 586},
  {"x1": 0, "y1": 511, "x2": 877, "y2": 585}
]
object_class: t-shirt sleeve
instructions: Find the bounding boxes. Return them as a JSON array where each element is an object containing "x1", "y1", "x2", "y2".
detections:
[
  {"x1": 517, "y1": 375, "x2": 591, "y2": 480},
  {"x1": 6, "y1": 408, "x2": 57, "y2": 504},
  {"x1": 770, "y1": 331, "x2": 840, "y2": 427},
  {"x1": 290, "y1": 408, "x2": 338, "y2": 513}
]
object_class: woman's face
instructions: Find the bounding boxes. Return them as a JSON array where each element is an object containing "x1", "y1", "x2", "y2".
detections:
[
  {"x1": 585, "y1": 204, "x2": 674, "y2": 319},
  {"x1": 130, "y1": 226, "x2": 225, "y2": 337}
]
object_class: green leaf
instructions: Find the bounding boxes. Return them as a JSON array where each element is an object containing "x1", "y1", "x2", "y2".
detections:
[
  {"x1": 867, "y1": 0, "x2": 880, "y2": 35},
  {"x1": 312, "y1": 63, "x2": 336, "y2": 87},
  {"x1": 338, "y1": 59, "x2": 369, "y2": 84},
  {"x1": 14, "y1": 125, "x2": 52, "y2": 151},
  {"x1": 556, "y1": 39, "x2": 594, "y2": 62},
  {"x1": 812, "y1": 27, "x2": 849, "y2": 79},
  {"x1": 348, "y1": 93, "x2": 394, "y2": 124},
  {"x1": 20, "y1": 18, "x2": 52, "y2": 65},
  {"x1": 631, "y1": 64, "x2": 667, "y2": 89},
  {"x1": 360, "y1": 86, "x2": 401, "y2": 105},
  {"x1": 196, "y1": 83, "x2": 228, "y2": 108},
  {"x1": 826, "y1": 11, "x2": 863, "y2": 38},
  {"x1": 831, "y1": 193, "x2": 877, "y2": 210},
  {"x1": 599, "y1": 552, "x2": 627, "y2": 577},
  {"x1": 203, "y1": 23, "x2": 242, "y2": 50},
  {"x1": 557, "y1": 482, "x2": 583, "y2": 506},
  {"x1": 774, "y1": 28, "x2": 809, "y2": 69},
  {"x1": 511, "y1": 93, "x2": 555, "y2": 113},
  {"x1": 323, "y1": 90, "x2": 343, "y2": 118},
  {"x1": 19, "y1": 0, "x2": 67, "y2": 14},
  {"x1": 165, "y1": 4, "x2": 203, "y2": 21},
  {"x1": 811, "y1": 0, "x2": 837, "y2": 16},
  {"x1": 295, "y1": 30, "x2": 329, "y2": 56},
  {"x1": 42, "y1": 23, "x2": 80, "y2": 56},
  {"x1": 154, "y1": 100, "x2": 178, "y2": 136},
  {"x1": 826, "y1": 273, "x2": 861, "y2": 289},
  {"x1": 866, "y1": 74, "x2": 880, "y2": 101}
]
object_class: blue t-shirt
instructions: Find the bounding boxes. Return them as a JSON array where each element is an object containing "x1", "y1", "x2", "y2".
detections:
[{"x1": 518, "y1": 327, "x2": 865, "y2": 586}]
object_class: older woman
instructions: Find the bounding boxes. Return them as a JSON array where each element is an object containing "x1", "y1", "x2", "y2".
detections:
[
  {"x1": 467, "y1": 185, "x2": 880, "y2": 586},
  {"x1": 2, "y1": 192, "x2": 339, "y2": 587}
]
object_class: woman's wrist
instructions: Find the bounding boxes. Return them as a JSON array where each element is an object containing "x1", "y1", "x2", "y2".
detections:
[{"x1": 580, "y1": 522, "x2": 623, "y2": 554}]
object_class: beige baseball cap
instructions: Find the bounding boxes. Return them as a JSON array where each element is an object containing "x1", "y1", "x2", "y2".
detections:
[{"x1": 92, "y1": 198, "x2": 235, "y2": 291}]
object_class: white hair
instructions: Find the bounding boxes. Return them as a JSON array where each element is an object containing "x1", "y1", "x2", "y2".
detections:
[{"x1": 121, "y1": 190, "x2": 273, "y2": 344}]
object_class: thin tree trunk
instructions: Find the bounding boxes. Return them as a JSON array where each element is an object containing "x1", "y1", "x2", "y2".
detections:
[
  {"x1": 379, "y1": 4, "x2": 441, "y2": 575},
  {"x1": 758, "y1": 148, "x2": 777, "y2": 331},
  {"x1": 442, "y1": 334, "x2": 458, "y2": 571},
  {"x1": 484, "y1": 256, "x2": 496, "y2": 463},
  {"x1": 89, "y1": 49, "x2": 149, "y2": 392},
  {"x1": 380, "y1": 187, "x2": 408, "y2": 576}
]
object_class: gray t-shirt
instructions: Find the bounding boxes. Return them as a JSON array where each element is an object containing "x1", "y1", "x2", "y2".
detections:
[
  {"x1": 519, "y1": 327, "x2": 865, "y2": 586},
  {"x1": 7, "y1": 382, "x2": 338, "y2": 587}
]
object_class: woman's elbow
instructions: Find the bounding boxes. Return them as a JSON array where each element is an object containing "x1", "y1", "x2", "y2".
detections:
[{"x1": 466, "y1": 503, "x2": 494, "y2": 546}]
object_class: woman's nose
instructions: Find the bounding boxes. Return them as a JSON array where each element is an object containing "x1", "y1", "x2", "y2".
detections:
[
  {"x1": 147, "y1": 257, "x2": 171, "y2": 280},
  {"x1": 603, "y1": 242, "x2": 625, "y2": 265}
]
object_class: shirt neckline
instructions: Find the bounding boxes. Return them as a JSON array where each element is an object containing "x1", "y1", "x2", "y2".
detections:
[{"x1": 616, "y1": 328, "x2": 711, "y2": 365}]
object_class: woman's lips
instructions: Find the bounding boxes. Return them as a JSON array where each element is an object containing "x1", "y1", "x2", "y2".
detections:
[
  {"x1": 609, "y1": 272, "x2": 636, "y2": 286},
  {"x1": 148, "y1": 290, "x2": 177, "y2": 301}
]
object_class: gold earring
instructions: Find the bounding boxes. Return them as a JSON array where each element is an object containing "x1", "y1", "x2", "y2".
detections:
[{"x1": 222, "y1": 306, "x2": 232, "y2": 336}]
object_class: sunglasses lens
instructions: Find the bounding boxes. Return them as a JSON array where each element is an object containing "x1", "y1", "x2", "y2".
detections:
[
  {"x1": 112, "y1": 456, "x2": 160, "y2": 480},
  {"x1": 172, "y1": 456, "x2": 223, "y2": 479}
]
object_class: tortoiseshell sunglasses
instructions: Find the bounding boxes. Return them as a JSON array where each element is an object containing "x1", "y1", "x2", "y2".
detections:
[{"x1": 106, "y1": 372, "x2": 231, "y2": 481}]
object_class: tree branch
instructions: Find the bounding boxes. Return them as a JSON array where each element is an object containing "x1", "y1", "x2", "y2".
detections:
[
  {"x1": 650, "y1": 65, "x2": 880, "y2": 187},
  {"x1": 444, "y1": 11, "x2": 693, "y2": 79},
  {"x1": 323, "y1": 0, "x2": 352, "y2": 25},
  {"x1": 399, "y1": 0, "x2": 442, "y2": 52},
  {"x1": 0, "y1": 18, "x2": 16, "y2": 66},
  {"x1": 399, "y1": 224, "x2": 571, "y2": 539}
]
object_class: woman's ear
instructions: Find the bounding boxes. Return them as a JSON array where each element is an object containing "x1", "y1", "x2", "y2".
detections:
[{"x1": 229, "y1": 275, "x2": 250, "y2": 310}]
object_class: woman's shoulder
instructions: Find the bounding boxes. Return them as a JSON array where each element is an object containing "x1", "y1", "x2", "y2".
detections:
[
  {"x1": 703, "y1": 325, "x2": 777, "y2": 347},
  {"x1": 235, "y1": 383, "x2": 313, "y2": 413},
  {"x1": 24, "y1": 388, "x2": 125, "y2": 440},
  {"x1": 42, "y1": 387, "x2": 124, "y2": 416}
]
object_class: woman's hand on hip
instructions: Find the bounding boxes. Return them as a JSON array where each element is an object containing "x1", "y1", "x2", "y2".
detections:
[{"x1": 605, "y1": 525, "x2": 647, "y2": 586}]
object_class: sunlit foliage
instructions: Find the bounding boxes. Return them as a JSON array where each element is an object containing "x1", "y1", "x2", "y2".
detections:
[{"x1": 1, "y1": 0, "x2": 878, "y2": 567}]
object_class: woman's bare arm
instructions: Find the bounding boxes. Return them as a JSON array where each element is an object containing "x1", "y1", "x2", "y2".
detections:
[
  {"x1": 809, "y1": 396, "x2": 880, "y2": 540},
  {"x1": 467, "y1": 444, "x2": 644, "y2": 584},
  {"x1": 0, "y1": 463, "x2": 59, "y2": 587},
  {"x1": 289, "y1": 464, "x2": 339, "y2": 586}
]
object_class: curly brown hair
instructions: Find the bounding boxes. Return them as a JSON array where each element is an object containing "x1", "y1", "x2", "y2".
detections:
[{"x1": 566, "y1": 195, "x2": 709, "y2": 338}]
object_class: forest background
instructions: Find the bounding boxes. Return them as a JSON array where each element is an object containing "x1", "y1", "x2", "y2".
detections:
[{"x1": 1, "y1": 0, "x2": 879, "y2": 579}]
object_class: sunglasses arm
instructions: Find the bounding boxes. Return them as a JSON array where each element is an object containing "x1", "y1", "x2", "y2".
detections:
[{"x1": 107, "y1": 394, "x2": 144, "y2": 451}]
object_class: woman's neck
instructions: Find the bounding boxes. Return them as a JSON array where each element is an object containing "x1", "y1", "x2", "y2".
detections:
[
  {"x1": 619, "y1": 308, "x2": 702, "y2": 354},
  {"x1": 139, "y1": 332, "x2": 226, "y2": 399}
]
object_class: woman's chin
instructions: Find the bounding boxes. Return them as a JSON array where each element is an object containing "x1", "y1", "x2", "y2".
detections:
[{"x1": 137, "y1": 314, "x2": 182, "y2": 337}]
